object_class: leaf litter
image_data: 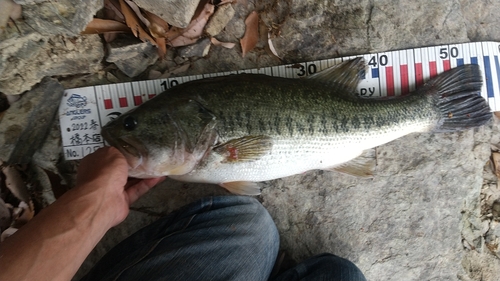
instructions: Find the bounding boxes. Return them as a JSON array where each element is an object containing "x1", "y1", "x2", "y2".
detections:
[{"x1": 83, "y1": 0, "x2": 261, "y2": 60}]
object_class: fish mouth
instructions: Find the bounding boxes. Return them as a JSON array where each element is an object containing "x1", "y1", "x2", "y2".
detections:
[{"x1": 101, "y1": 129, "x2": 146, "y2": 170}]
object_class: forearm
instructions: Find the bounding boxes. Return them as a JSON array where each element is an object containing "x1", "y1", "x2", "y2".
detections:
[{"x1": 0, "y1": 186, "x2": 114, "y2": 281}]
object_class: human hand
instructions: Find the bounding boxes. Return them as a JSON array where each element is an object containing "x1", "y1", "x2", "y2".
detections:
[{"x1": 74, "y1": 146, "x2": 165, "y2": 227}]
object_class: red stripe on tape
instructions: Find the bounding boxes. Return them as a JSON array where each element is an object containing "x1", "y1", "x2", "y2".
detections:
[
  {"x1": 134, "y1": 96, "x2": 142, "y2": 105},
  {"x1": 443, "y1": 60, "x2": 451, "y2": 71},
  {"x1": 400, "y1": 64, "x2": 409, "y2": 95},
  {"x1": 415, "y1": 63, "x2": 423, "y2": 87},
  {"x1": 104, "y1": 99, "x2": 112, "y2": 109},
  {"x1": 429, "y1": 61, "x2": 437, "y2": 78},
  {"x1": 119, "y1": 97, "x2": 128, "y2": 107},
  {"x1": 385, "y1": 66, "x2": 394, "y2": 96}
]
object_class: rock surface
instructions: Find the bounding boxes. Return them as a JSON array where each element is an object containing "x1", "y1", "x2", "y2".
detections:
[
  {"x1": 0, "y1": 78, "x2": 64, "y2": 164},
  {"x1": 133, "y1": 0, "x2": 200, "y2": 28},
  {"x1": 106, "y1": 35, "x2": 159, "y2": 77},
  {"x1": 0, "y1": 34, "x2": 104, "y2": 95},
  {"x1": 1, "y1": 0, "x2": 499, "y2": 281}
]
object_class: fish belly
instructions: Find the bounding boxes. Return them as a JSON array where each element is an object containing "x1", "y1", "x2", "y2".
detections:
[{"x1": 170, "y1": 120, "x2": 431, "y2": 184}]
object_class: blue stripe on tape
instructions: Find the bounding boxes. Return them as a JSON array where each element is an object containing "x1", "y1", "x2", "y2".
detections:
[{"x1": 484, "y1": 56, "x2": 494, "y2": 98}]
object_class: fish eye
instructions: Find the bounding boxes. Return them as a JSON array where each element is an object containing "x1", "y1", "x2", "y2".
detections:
[{"x1": 123, "y1": 116, "x2": 137, "y2": 131}]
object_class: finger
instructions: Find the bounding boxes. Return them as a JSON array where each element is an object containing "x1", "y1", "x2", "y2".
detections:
[{"x1": 125, "y1": 177, "x2": 165, "y2": 205}]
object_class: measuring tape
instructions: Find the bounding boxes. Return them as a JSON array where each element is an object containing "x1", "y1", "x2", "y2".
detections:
[{"x1": 59, "y1": 41, "x2": 500, "y2": 160}]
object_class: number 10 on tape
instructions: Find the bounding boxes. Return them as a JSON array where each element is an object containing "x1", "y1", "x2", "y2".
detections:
[{"x1": 59, "y1": 41, "x2": 500, "y2": 160}]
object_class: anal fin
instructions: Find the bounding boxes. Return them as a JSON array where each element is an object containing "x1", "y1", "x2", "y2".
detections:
[
  {"x1": 325, "y1": 149, "x2": 376, "y2": 178},
  {"x1": 220, "y1": 181, "x2": 261, "y2": 195}
]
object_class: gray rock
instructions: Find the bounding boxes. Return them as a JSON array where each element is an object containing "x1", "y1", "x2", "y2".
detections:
[
  {"x1": 13, "y1": 0, "x2": 45, "y2": 4},
  {"x1": 106, "y1": 36, "x2": 159, "y2": 78},
  {"x1": 16, "y1": 0, "x2": 103, "y2": 36},
  {"x1": 177, "y1": 37, "x2": 211, "y2": 58},
  {"x1": 0, "y1": 34, "x2": 104, "y2": 95},
  {"x1": 206, "y1": 3, "x2": 235, "y2": 36},
  {"x1": 270, "y1": 1, "x2": 371, "y2": 62},
  {"x1": 0, "y1": 77, "x2": 64, "y2": 164},
  {"x1": 133, "y1": 0, "x2": 200, "y2": 28},
  {"x1": 368, "y1": 1, "x2": 468, "y2": 52}
]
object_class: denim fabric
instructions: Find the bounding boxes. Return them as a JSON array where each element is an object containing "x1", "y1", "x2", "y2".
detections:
[
  {"x1": 272, "y1": 253, "x2": 367, "y2": 281},
  {"x1": 81, "y1": 196, "x2": 366, "y2": 281}
]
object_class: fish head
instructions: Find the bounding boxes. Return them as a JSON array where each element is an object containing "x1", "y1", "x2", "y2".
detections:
[{"x1": 101, "y1": 99, "x2": 217, "y2": 178}]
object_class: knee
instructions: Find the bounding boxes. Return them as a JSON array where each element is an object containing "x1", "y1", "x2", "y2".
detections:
[{"x1": 306, "y1": 254, "x2": 366, "y2": 281}]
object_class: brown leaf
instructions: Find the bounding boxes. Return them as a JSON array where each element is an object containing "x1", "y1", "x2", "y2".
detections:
[
  {"x1": 119, "y1": 0, "x2": 157, "y2": 46},
  {"x1": 104, "y1": 0, "x2": 125, "y2": 22},
  {"x1": 103, "y1": 32, "x2": 119, "y2": 42},
  {"x1": 124, "y1": 0, "x2": 150, "y2": 27},
  {"x1": 494, "y1": 111, "x2": 500, "y2": 119},
  {"x1": 1, "y1": 227, "x2": 17, "y2": 242},
  {"x1": 169, "y1": 3, "x2": 214, "y2": 47},
  {"x1": 493, "y1": 152, "x2": 500, "y2": 178},
  {"x1": 240, "y1": 11, "x2": 259, "y2": 57},
  {"x1": 165, "y1": 26, "x2": 184, "y2": 42},
  {"x1": 11, "y1": 201, "x2": 34, "y2": 228},
  {"x1": 143, "y1": 9, "x2": 170, "y2": 38},
  {"x1": 211, "y1": 37, "x2": 236, "y2": 49},
  {"x1": 81, "y1": 18, "x2": 130, "y2": 34},
  {"x1": 156, "y1": 37, "x2": 167, "y2": 58}
]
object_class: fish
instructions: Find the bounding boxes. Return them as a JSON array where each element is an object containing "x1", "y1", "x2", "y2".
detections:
[{"x1": 101, "y1": 58, "x2": 492, "y2": 195}]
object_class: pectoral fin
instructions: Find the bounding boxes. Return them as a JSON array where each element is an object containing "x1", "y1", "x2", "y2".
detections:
[
  {"x1": 220, "y1": 181, "x2": 261, "y2": 195},
  {"x1": 214, "y1": 135, "x2": 273, "y2": 163},
  {"x1": 326, "y1": 149, "x2": 376, "y2": 177}
]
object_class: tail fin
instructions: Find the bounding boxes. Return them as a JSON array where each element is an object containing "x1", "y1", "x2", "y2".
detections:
[{"x1": 427, "y1": 64, "x2": 492, "y2": 132}]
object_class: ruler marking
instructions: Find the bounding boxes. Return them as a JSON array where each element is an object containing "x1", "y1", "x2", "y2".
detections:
[
  {"x1": 414, "y1": 48, "x2": 423, "y2": 87},
  {"x1": 60, "y1": 42, "x2": 500, "y2": 160},
  {"x1": 484, "y1": 56, "x2": 494, "y2": 98},
  {"x1": 400, "y1": 64, "x2": 409, "y2": 95}
]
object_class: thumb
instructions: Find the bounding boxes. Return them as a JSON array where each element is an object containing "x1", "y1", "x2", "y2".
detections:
[{"x1": 125, "y1": 177, "x2": 165, "y2": 205}]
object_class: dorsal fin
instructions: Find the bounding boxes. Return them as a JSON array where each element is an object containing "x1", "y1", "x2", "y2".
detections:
[{"x1": 307, "y1": 58, "x2": 365, "y2": 94}]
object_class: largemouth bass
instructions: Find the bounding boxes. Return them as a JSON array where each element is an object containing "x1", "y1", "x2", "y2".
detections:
[{"x1": 101, "y1": 59, "x2": 492, "y2": 195}]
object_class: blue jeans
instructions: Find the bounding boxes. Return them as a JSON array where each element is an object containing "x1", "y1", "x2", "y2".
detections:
[{"x1": 81, "y1": 196, "x2": 366, "y2": 281}]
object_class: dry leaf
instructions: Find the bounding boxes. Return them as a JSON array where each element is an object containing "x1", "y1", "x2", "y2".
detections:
[
  {"x1": 2, "y1": 164, "x2": 30, "y2": 204},
  {"x1": 81, "y1": 18, "x2": 130, "y2": 34},
  {"x1": 11, "y1": 201, "x2": 34, "y2": 228},
  {"x1": 493, "y1": 152, "x2": 500, "y2": 178},
  {"x1": 169, "y1": 3, "x2": 215, "y2": 47},
  {"x1": 104, "y1": 32, "x2": 119, "y2": 42},
  {"x1": 494, "y1": 111, "x2": 500, "y2": 119},
  {"x1": 240, "y1": 11, "x2": 259, "y2": 57},
  {"x1": 143, "y1": 9, "x2": 170, "y2": 38},
  {"x1": 1, "y1": 227, "x2": 17, "y2": 242},
  {"x1": 156, "y1": 37, "x2": 167, "y2": 58},
  {"x1": 267, "y1": 32, "x2": 281, "y2": 59},
  {"x1": 124, "y1": 0, "x2": 151, "y2": 27},
  {"x1": 119, "y1": 0, "x2": 157, "y2": 46},
  {"x1": 211, "y1": 37, "x2": 236, "y2": 49},
  {"x1": 165, "y1": 26, "x2": 184, "y2": 42},
  {"x1": 104, "y1": 0, "x2": 125, "y2": 22}
]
